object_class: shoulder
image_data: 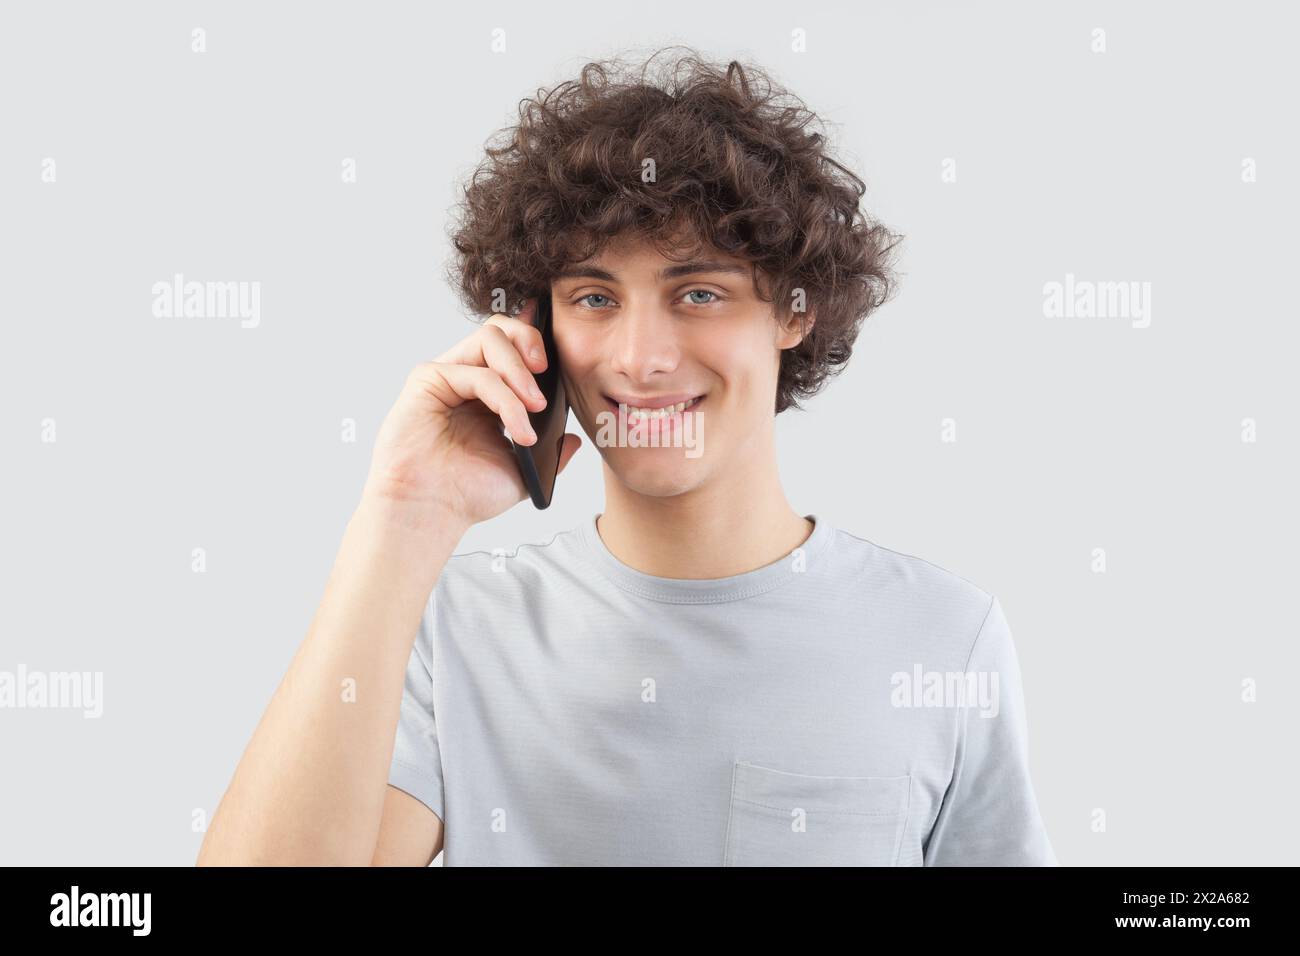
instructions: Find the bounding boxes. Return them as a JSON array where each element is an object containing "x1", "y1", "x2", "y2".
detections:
[
  {"x1": 830, "y1": 526, "x2": 994, "y2": 609},
  {"x1": 827, "y1": 526, "x2": 1000, "y2": 668},
  {"x1": 431, "y1": 523, "x2": 587, "y2": 605}
]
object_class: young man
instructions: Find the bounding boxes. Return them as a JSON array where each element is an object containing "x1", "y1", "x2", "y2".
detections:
[{"x1": 198, "y1": 50, "x2": 1055, "y2": 867}]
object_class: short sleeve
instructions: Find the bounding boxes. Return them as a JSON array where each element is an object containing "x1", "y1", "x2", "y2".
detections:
[
  {"x1": 924, "y1": 595, "x2": 1057, "y2": 866},
  {"x1": 387, "y1": 590, "x2": 445, "y2": 822}
]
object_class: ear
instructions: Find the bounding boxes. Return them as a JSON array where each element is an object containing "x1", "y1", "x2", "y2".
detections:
[{"x1": 776, "y1": 307, "x2": 816, "y2": 350}]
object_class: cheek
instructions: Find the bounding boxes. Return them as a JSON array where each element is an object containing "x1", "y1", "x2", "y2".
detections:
[
  {"x1": 553, "y1": 334, "x2": 604, "y2": 415},
  {"x1": 696, "y1": 335, "x2": 775, "y2": 400},
  {"x1": 553, "y1": 329, "x2": 598, "y2": 377}
]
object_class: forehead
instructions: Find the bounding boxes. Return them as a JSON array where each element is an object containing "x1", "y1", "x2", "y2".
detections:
[{"x1": 557, "y1": 234, "x2": 753, "y2": 280}]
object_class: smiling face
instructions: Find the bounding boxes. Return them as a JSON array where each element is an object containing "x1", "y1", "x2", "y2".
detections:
[{"x1": 550, "y1": 234, "x2": 809, "y2": 499}]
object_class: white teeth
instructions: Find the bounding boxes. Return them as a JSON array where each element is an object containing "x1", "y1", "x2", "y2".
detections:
[{"x1": 624, "y1": 397, "x2": 700, "y2": 420}]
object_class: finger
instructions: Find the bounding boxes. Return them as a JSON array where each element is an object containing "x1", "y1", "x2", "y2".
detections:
[
  {"x1": 485, "y1": 308, "x2": 548, "y2": 373},
  {"x1": 477, "y1": 324, "x2": 548, "y2": 415},
  {"x1": 438, "y1": 301, "x2": 547, "y2": 373},
  {"x1": 415, "y1": 361, "x2": 537, "y2": 445},
  {"x1": 555, "y1": 433, "x2": 583, "y2": 474}
]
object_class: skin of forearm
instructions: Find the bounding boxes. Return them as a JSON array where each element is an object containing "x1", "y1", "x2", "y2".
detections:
[{"x1": 197, "y1": 493, "x2": 466, "y2": 866}]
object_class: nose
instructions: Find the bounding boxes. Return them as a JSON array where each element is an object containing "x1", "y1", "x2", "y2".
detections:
[{"x1": 607, "y1": 299, "x2": 680, "y2": 381}]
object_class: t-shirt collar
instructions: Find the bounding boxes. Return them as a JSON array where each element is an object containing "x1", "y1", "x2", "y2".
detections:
[{"x1": 576, "y1": 511, "x2": 834, "y2": 604}]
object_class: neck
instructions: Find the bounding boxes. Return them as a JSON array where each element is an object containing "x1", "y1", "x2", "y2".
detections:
[{"x1": 595, "y1": 427, "x2": 813, "y2": 579}]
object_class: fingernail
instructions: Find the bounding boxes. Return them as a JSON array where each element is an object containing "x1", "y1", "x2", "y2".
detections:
[{"x1": 530, "y1": 347, "x2": 543, "y2": 363}]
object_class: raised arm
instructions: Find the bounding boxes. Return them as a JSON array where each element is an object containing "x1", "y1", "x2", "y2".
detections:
[{"x1": 197, "y1": 299, "x2": 581, "y2": 865}]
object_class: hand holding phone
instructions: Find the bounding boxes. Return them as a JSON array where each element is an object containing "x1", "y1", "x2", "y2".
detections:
[{"x1": 360, "y1": 295, "x2": 580, "y2": 528}]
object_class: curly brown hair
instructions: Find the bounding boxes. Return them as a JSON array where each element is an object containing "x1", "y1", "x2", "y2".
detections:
[{"x1": 445, "y1": 46, "x2": 902, "y2": 414}]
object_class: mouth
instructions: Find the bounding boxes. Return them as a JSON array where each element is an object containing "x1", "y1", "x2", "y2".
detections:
[{"x1": 603, "y1": 393, "x2": 706, "y2": 426}]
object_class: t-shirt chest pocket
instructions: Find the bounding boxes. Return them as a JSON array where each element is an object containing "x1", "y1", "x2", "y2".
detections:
[{"x1": 722, "y1": 760, "x2": 912, "y2": 866}]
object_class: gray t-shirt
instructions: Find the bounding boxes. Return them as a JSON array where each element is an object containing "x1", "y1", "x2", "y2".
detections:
[{"x1": 388, "y1": 512, "x2": 1057, "y2": 866}]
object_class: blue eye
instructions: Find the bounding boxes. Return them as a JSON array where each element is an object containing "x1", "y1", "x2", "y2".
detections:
[{"x1": 575, "y1": 290, "x2": 720, "y2": 310}]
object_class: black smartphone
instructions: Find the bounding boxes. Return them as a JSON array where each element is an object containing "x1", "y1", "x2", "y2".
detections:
[{"x1": 508, "y1": 292, "x2": 568, "y2": 509}]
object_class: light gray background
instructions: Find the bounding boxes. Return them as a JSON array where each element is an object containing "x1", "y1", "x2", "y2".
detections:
[{"x1": 2, "y1": 0, "x2": 1295, "y2": 865}]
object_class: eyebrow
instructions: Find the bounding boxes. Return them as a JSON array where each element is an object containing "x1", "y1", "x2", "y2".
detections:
[{"x1": 553, "y1": 260, "x2": 751, "y2": 282}]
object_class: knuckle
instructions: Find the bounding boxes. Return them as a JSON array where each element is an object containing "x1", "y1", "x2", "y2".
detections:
[
  {"x1": 482, "y1": 315, "x2": 515, "y2": 336},
  {"x1": 492, "y1": 313, "x2": 529, "y2": 334},
  {"x1": 406, "y1": 361, "x2": 438, "y2": 383},
  {"x1": 480, "y1": 366, "x2": 511, "y2": 398}
]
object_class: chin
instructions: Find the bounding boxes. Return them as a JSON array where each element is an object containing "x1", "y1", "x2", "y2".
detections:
[{"x1": 605, "y1": 450, "x2": 706, "y2": 498}]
